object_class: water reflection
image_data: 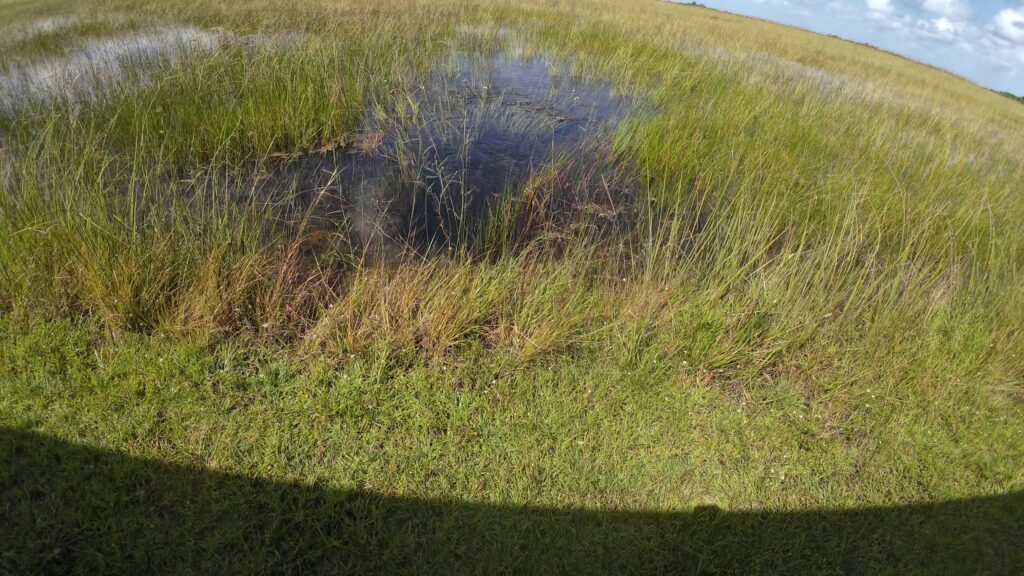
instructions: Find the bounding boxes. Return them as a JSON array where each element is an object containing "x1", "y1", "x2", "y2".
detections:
[
  {"x1": 273, "y1": 52, "x2": 639, "y2": 260},
  {"x1": 0, "y1": 27, "x2": 219, "y2": 113}
]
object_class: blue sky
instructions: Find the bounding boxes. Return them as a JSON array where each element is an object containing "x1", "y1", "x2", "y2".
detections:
[{"x1": 675, "y1": 0, "x2": 1024, "y2": 94}]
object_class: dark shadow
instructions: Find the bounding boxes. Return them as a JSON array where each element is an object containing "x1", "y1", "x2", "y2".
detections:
[{"x1": 2, "y1": 426, "x2": 1021, "y2": 574}]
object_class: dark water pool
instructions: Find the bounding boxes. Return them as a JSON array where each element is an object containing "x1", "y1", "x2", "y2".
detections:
[{"x1": 272, "y1": 51, "x2": 640, "y2": 260}]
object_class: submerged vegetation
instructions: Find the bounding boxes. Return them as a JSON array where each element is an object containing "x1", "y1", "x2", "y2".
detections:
[{"x1": 1, "y1": 0, "x2": 1022, "y2": 572}]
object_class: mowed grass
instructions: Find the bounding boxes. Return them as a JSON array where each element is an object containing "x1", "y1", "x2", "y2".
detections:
[{"x1": 1, "y1": 0, "x2": 1023, "y2": 573}]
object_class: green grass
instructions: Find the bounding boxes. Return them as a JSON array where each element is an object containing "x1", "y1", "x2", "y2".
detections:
[
  {"x1": 3, "y1": 427, "x2": 1022, "y2": 574},
  {"x1": 2, "y1": 313, "x2": 1022, "y2": 573},
  {"x1": 1, "y1": 0, "x2": 1022, "y2": 572}
]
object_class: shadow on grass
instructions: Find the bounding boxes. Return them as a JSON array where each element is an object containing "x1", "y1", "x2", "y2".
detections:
[{"x1": 1, "y1": 426, "x2": 1021, "y2": 574}]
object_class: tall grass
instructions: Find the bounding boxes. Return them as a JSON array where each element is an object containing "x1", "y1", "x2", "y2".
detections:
[{"x1": 0, "y1": 0, "x2": 1021, "y2": 395}]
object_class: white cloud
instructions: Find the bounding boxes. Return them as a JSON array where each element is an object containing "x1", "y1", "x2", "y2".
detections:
[
  {"x1": 992, "y1": 9, "x2": 1024, "y2": 44},
  {"x1": 866, "y1": 0, "x2": 894, "y2": 14},
  {"x1": 920, "y1": 0, "x2": 971, "y2": 21},
  {"x1": 912, "y1": 16, "x2": 960, "y2": 42},
  {"x1": 827, "y1": 1, "x2": 858, "y2": 17},
  {"x1": 933, "y1": 17, "x2": 954, "y2": 33},
  {"x1": 865, "y1": 0, "x2": 914, "y2": 30}
]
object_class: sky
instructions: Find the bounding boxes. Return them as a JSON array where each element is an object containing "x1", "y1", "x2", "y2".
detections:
[{"x1": 674, "y1": 0, "x2": 1024, "y2": 94}]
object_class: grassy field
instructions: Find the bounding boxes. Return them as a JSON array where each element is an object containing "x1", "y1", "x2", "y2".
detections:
[{"x1": 1, "y1": 0, "x2": 1023, "y2": 573}]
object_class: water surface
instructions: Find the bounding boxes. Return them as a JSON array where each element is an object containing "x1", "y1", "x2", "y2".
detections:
[{"x1": 273, "y1": 51, "x2": 640, "y2": 259}]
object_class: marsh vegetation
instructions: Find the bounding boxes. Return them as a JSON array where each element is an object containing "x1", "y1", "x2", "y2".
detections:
[{"x1": 1, "y1": 0, "x2": 1022, "y2": 572}]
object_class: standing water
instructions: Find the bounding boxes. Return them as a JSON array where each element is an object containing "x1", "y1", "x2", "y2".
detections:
[{"x1": 273, "y1": 51, "x2": 641, "y2": 260}]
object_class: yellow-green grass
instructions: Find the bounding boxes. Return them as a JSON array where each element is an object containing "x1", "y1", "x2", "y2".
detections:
[{"x1": 1, "y1": 0, "x2": 1022, "y2": 573}]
